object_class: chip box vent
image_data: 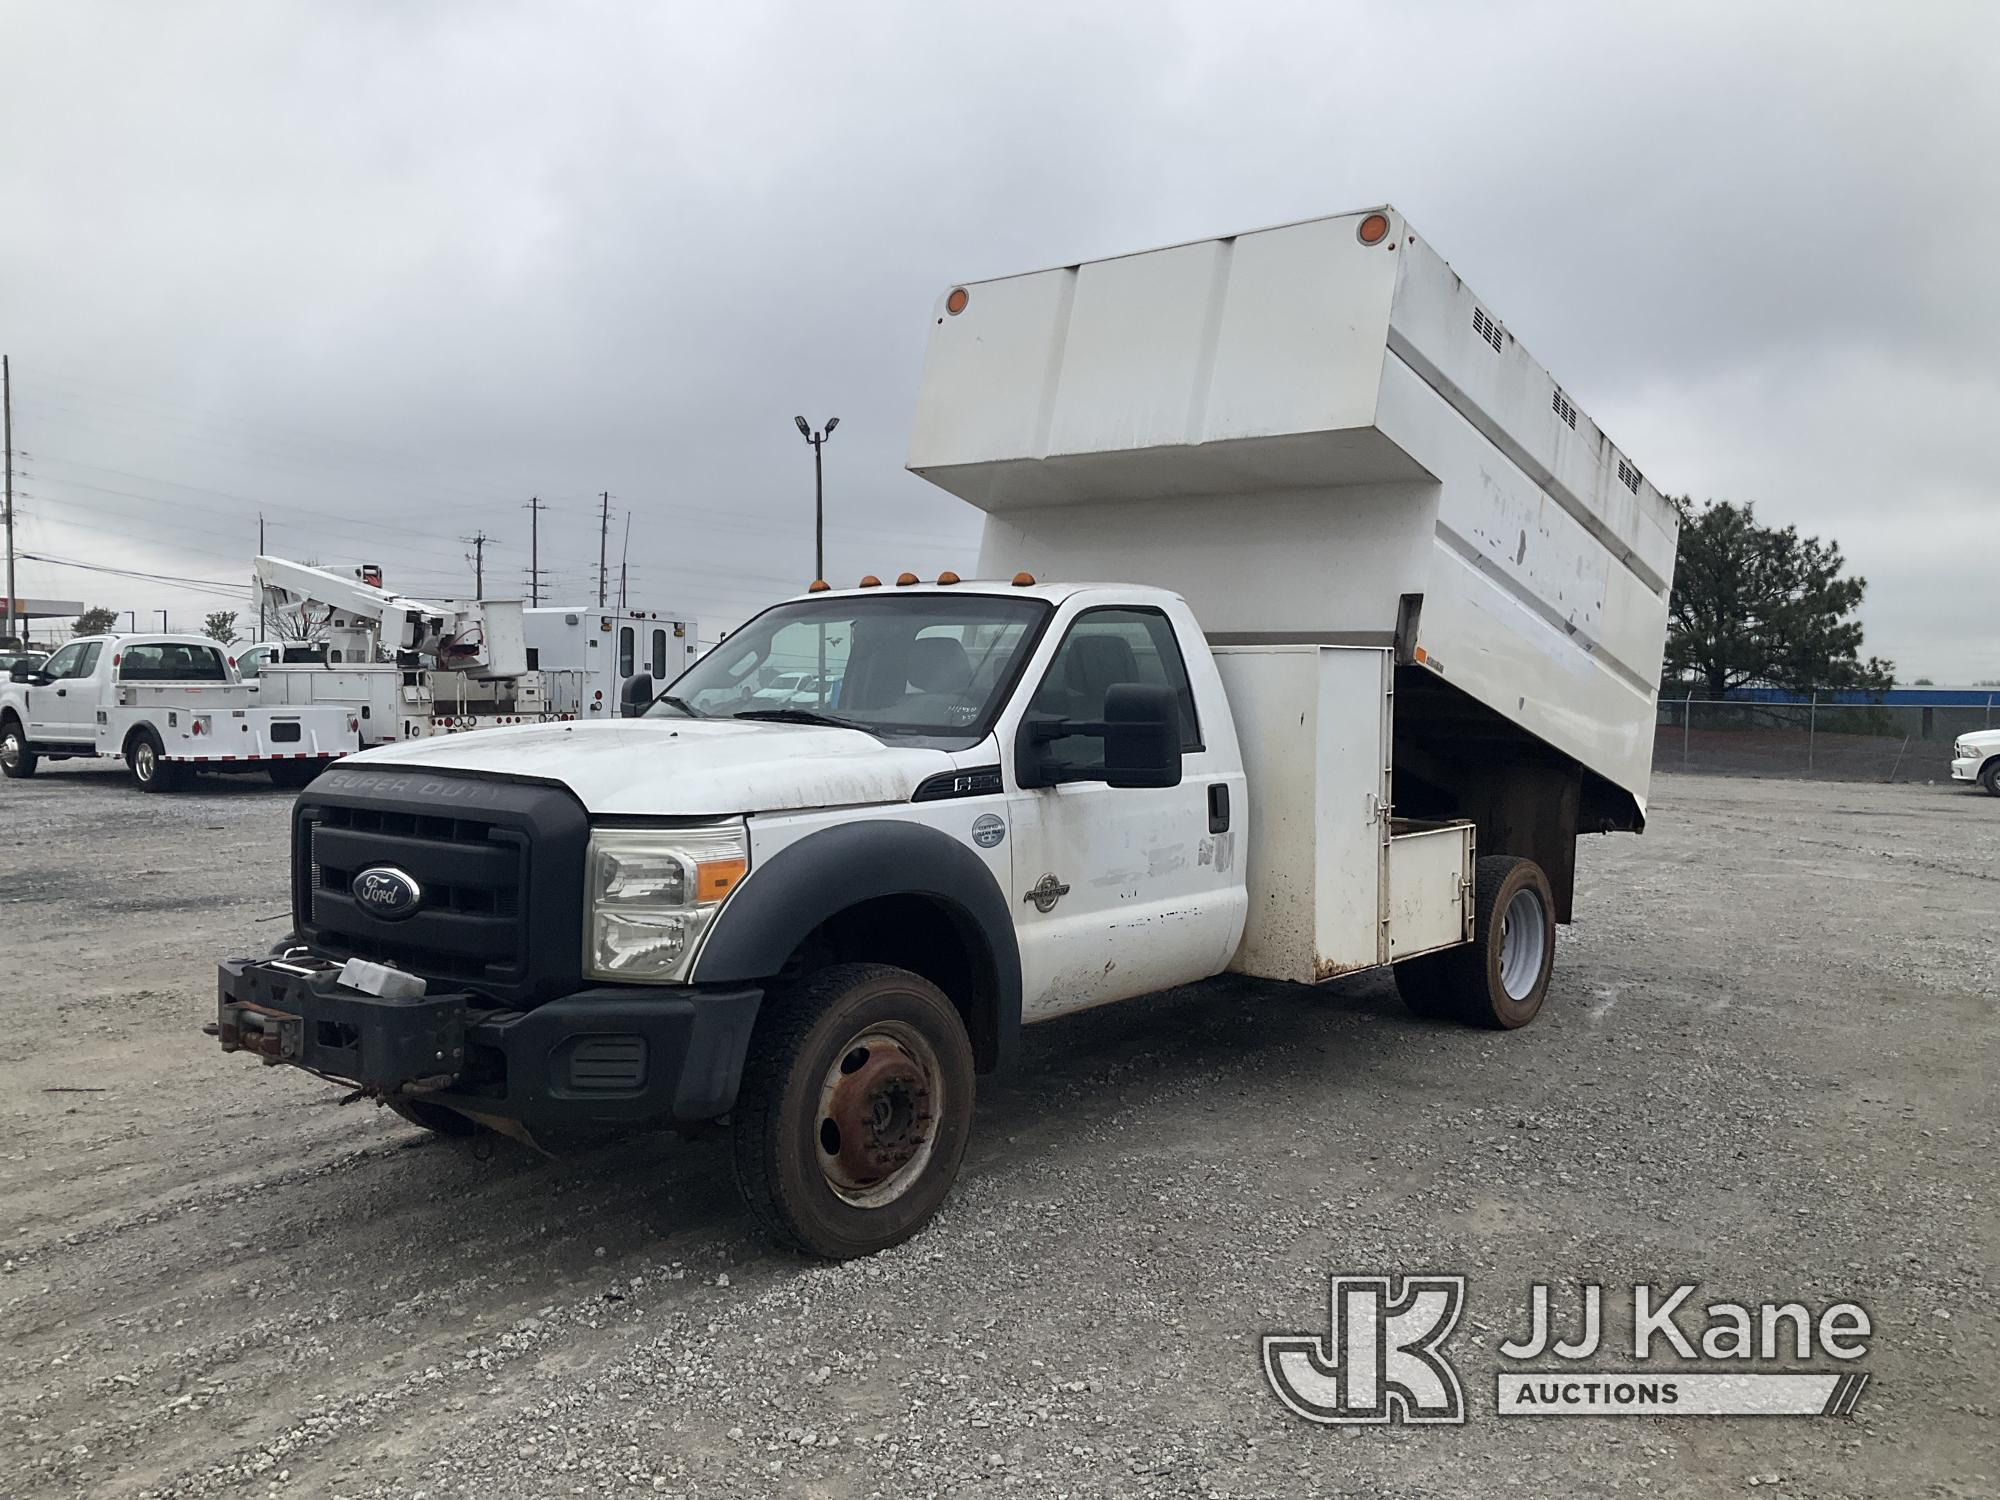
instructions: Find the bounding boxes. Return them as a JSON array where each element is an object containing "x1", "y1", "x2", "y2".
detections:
[
  {"x1": 1551, "y1": 388, "x2": 1577, "y2": 429},
  {"x1": 1472, "y1": 306, "x2": 1504, "y2": 353},
  {"x1": 1617, "y1": 457, "x2": 1643, "y2": 494}
]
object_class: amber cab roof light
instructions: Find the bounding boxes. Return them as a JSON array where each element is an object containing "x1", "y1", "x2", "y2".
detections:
[
  {"x1": 936, "y1": 571, "x2": 961, "y2": 585},
  {"x1": 1011, "y1": 571, "x2": 1036, "y2": 587},
  {"x1": 1357, "y1": 212, "x2": 1390, "y2": 245},
  {"x1": 807, "y1": 579, "x2": 831, "y2": 593},
  {"x1": 858, "y1": 574, "x2": 882, "y2": 588},
  {"x1": 945, "y1": 287, "x2": 969, "y2": 315},
  {"x1": 895, "y1": 572, "x2": 920, "y2": 586}
]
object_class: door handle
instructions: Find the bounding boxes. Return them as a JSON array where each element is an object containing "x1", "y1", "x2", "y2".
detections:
[{"x1": 1207, "y1": 783, "x2": 1230, "y2": 833}]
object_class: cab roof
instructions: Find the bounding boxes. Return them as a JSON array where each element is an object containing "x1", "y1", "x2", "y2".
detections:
[{"x1": 790, "y1": 578, "x2": 1184, "y2": 609}]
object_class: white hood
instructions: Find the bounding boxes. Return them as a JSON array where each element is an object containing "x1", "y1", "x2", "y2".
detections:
[{"x1": 341, "y1": 717, "x2": 960, "y2": 816}]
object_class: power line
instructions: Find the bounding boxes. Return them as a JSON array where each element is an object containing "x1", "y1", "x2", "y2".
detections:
[
  {"x1": 18, "y1": 550, "x2": 255, "y2": 600},
  {"x1": 12, "y1": 372, "x2": 595, "y2": 516}
]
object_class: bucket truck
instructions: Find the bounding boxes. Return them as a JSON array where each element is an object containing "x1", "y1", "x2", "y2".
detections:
[{"x1": 250, "y1": 556, "x2": 697, "y2": 746}]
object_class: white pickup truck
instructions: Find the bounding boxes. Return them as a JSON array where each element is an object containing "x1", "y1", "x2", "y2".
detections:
[
  {"x1": 1952, "y1": 731, "x2": 2000, "y2": 795},
  {"x1": 213, "y1": 207, "x2": 1679, "y2": 1258},
  {"x1": 1, "y1": 633, "x2": 358, "y2": 791}
]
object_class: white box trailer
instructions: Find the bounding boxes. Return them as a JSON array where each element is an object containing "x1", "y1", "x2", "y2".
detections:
[{"x1": 909, "y1": 203, "x2": 1679, "y2": 958}]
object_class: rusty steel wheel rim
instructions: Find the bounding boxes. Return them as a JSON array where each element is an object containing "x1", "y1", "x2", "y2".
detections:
[{"x1": 813, "y1": 1019, "x2": 942, "y2": 1209}]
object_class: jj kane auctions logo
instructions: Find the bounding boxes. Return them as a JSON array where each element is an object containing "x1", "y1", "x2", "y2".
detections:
[{"x1": 1265, "y1": 1277, "x2": 1871, "y2": 1423}]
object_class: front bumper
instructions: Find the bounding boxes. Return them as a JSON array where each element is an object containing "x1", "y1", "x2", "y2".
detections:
[
  {"x1": 215, "y1": 952, "x2": 761, "y2": 1128},
  {"x1": 1950, "y1": 756, "x2": 1979, "y2": 783}
]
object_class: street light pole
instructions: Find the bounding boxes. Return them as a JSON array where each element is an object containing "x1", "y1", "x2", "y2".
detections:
[
  {"x1": 157, "y1": 610, "x2": 168, "y2": 632},
  {"x1": 793, "y1": 415, "x2": 839, "y2": 581}
]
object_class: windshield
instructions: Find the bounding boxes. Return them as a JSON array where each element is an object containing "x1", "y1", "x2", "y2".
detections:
[{"x1": 652, "y1": 593, "x2": 1051, "y2": 743}]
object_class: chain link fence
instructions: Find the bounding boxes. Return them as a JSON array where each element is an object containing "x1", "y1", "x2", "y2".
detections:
[{"x1": 1654, "y1": 694, "x2": 1998, "y2": 782}]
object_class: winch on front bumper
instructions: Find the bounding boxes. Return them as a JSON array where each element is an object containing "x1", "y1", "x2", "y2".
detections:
[{"x1": 214, "y1": 950, "x2": 762, "y2": 1131}]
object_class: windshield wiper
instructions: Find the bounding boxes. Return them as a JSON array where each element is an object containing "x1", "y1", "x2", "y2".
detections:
[
  {"x1": 731, "y1": 707, "x2": 869, "y2": 732},
  {"x1": 653, "y1": 694, "x2": 706, "y2": 718}
]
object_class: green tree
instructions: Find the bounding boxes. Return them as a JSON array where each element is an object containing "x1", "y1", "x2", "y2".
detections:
[
  {"x1": 73, "y1": 606, "x2": 120, "y2": 636},
  {"x1": 1664, "y1": 499, "x2": 1892, "y2": 698},
  {"x1": 202, "y1": 609, "x2": 240, "y2": 645}
]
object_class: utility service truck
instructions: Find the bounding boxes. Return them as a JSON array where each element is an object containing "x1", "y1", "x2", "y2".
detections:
[
  {"x1": 1, "y1": 634, "x2": 357, "y2": 791},
  {"x1": 248, "y1": 556, "x2": 697, "y2": 745},
  {"x1": 213, "y1": 207, "x2": 1679, "y2": 1259}
]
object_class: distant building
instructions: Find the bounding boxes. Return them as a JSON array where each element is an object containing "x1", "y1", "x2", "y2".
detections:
[{"x1": 1, "y1": 597, "x2": 87, "y2": 649}]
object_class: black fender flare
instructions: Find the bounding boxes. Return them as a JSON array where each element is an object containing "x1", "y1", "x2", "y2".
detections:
[{"x1": 691, "y1": 819, "x2": 1022, "y2": 1072}]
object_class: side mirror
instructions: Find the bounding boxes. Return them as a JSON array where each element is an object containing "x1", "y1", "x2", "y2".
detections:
[
  {"x1": 1014, "y1": 682, "x2": 1183, "y2": 790},
  {"x1": 618, "y1": 672, "x2": 654, "y2": 718},
  {"x1": 6, "y1": 663, "x2": 28, "y2": 683},
  {"x1": 1098, "y1": 683, "x2": 1183, "y2": 788}
]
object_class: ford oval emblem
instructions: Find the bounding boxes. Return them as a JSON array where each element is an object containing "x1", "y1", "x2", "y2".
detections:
[{"x1": 352, "y1": 865, "x2": 423, "y2": 921}]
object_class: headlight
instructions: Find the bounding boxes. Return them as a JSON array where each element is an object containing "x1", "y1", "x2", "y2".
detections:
[
  {"x1": 1955, "y1": 742, "x2": 1973, "y2": 759},
  {"x1": 585, "y1": 823, "x2": 749, "y2": 982}
]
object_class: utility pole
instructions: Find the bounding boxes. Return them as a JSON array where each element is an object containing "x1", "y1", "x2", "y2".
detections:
[
  {"x1": 597, "y1": 491, "x2": 611, "y2": 608},
  {"x1": 523, "y1": 497, "x2": 547, "y2": 606},
  {"x1": 4, "y1": 355, "x2": 15, "y2": 648},
  {"x1": 257, "y1": 514, "x2": 266, "y2": 642},
  {"x1": 618, "y1": 511, "x2": 631, "y2": 611},
  {"x1": 793, "y1": 415, "x2": 840, "y2": 582},
  {"x1": 157, "y1": 609, "x2": 168, "y2": 632},
  {"x1": 464, "y1": 531, "x2": 493, "y2": 598}
]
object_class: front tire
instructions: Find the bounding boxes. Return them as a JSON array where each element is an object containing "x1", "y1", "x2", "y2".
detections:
[
  {"x1": 0, "y1": 721, "x2": 36, "y2": 779},
  {"x1": 731, "y1": 962, "x2": 975, "y2": 1259},
  {"x1": 1394, "y1": 855, "x2": 1556, "y2": 1029},
  {"x1": 127, "y1": 728, "x2": 182, "y2": 793},
  {"x1": 1982, "y1": 762, "x2": 2000, "y2": 798}
]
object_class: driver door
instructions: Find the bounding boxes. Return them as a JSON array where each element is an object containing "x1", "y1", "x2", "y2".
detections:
[
  {"x1": 1005, "y1": 604, "x2": 1246, "y2": 1020},
  {"x1": 26, "y1": 641, "x2": 99, "y2": 743}
]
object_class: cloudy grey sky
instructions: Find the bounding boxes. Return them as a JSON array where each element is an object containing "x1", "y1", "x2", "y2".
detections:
[{"x1": 2, "y1": 1, "x2": 1995, "y2": 678}]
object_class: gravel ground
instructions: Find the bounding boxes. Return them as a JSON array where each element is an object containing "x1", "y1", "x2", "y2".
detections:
[{"x1": 1, "y1": 762, "x2": 1994, "y2": 1499}]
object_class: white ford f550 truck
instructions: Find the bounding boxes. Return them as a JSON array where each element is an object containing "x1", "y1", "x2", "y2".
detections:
[
  {"x1": 2, "y1": 633, "x2": 358, "y2": 791},
  {"x1": 214, "y1": 207, "x2": 1680, "y2": 1258}
]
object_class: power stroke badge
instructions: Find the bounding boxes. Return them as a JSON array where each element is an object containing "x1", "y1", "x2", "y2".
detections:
[{"x1": 1265, "y1": 1277, "x2": 1871, "y2": 1423}]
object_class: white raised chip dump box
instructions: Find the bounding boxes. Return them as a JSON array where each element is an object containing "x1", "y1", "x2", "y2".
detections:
[{"x1": 908, "y1": 205, "x2": 1678, "y2": 821}]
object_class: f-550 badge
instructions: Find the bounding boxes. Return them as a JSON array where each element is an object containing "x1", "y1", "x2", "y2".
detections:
[{"x1": 1023, "y1": 873, "x2": 1070, "y2": 913}]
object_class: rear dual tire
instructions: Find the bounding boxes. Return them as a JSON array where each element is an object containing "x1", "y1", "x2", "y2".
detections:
[
  {"x1": 269, "y1": 760, "x2": 323, "y2": 790},
  {"x1": 127, "y1": 729, "x2": 184, "y2": 793},
  {"x1": 1395, "y1": 855, "x2": 1556, "y2": 1029},
  {"x1": 731, "y1": 963, "x2": 975, "y2": 1260}
]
